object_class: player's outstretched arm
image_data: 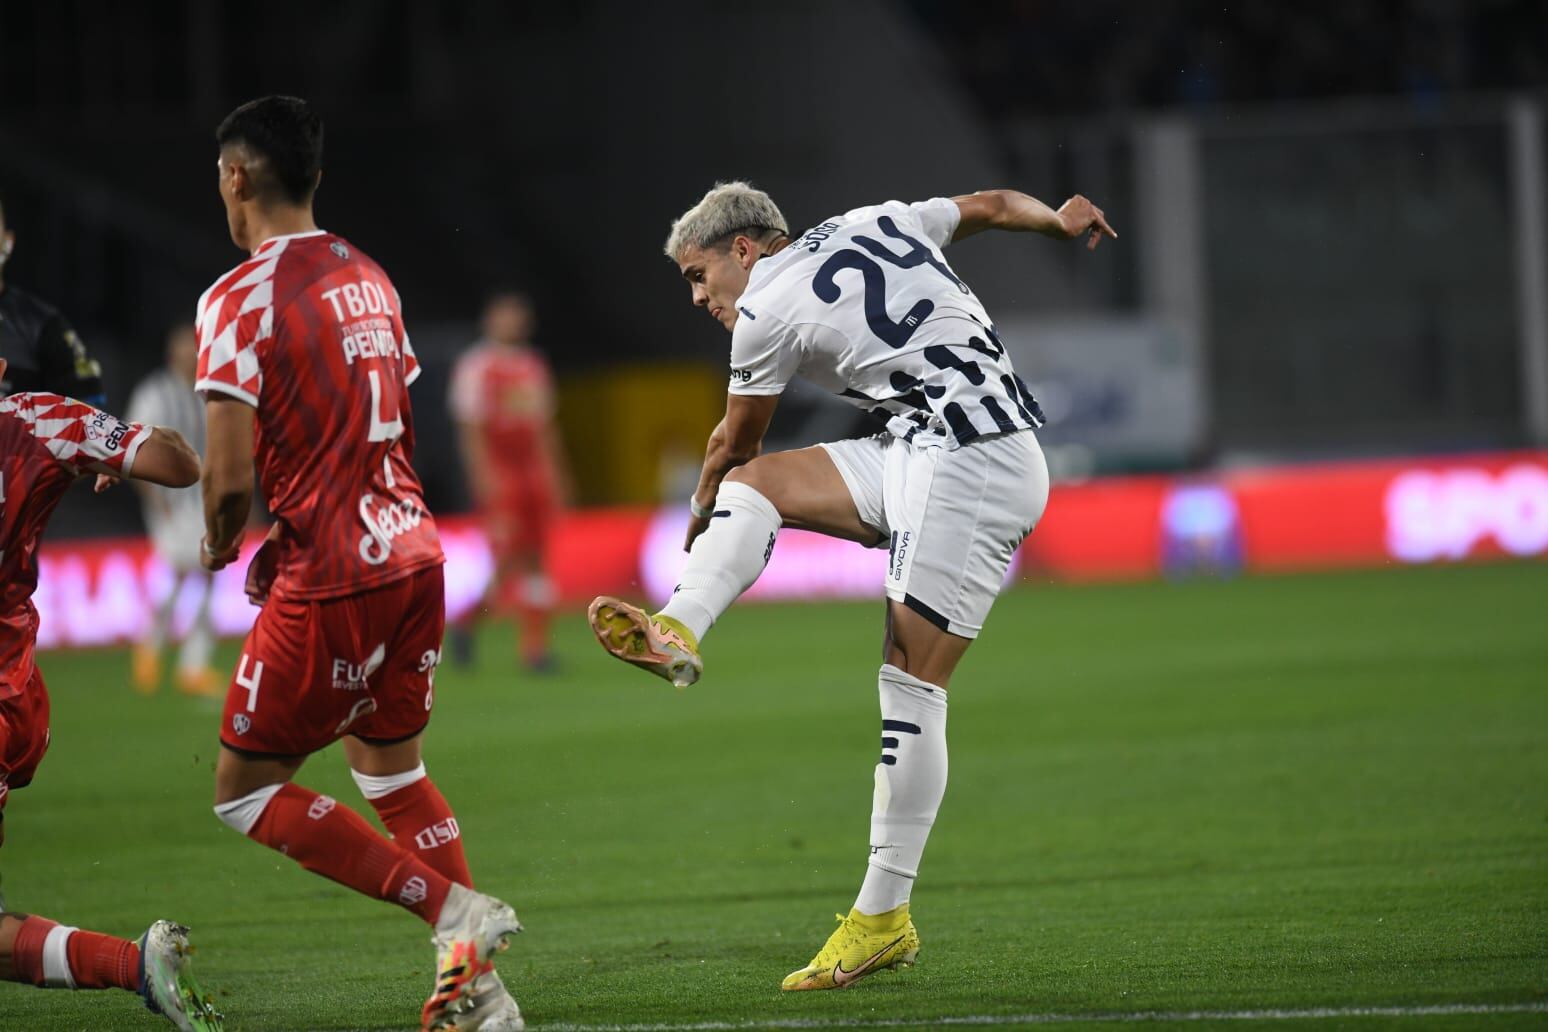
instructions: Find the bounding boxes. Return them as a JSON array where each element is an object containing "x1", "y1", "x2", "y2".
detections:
[
  {"x1": 126, "y1": 427, "x2": 201, "y2": 488},
  {"x1": 201, "y1": 396, "x2": 257, "y2": 570},
  {"x1": 951, "y1": 190, "x2": 1117, "y2": 250}
]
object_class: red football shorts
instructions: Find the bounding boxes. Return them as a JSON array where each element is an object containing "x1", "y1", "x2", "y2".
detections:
[
  {"x1": 220, "y1": 565, "x2": 446, "y2": 757},
  {"x1": 484, "y1": 485, "x2": 556, "y2": 559},
  {"x1": 0, "y1": 666, "x2": 51, "y2": 811}
]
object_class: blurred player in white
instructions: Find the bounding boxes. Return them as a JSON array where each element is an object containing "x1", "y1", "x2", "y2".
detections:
[
  {"x1": 128, "y1": 323, "x2": 218, "y2": 696},
  {"x1": 589, "y1": 181, "x2": 1114, "y2": 991},
  {"x1": 447, "y1": 292, "x2": 568, "y2": 671}
]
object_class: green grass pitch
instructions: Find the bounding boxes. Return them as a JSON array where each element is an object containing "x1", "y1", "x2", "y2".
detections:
[{"x1": 1, "y1": 562, "x2": 1544, "y2": 1030}]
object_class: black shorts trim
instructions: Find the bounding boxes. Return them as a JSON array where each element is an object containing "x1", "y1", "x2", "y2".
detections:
[
  {"x1": 902, "y1": 593, "x2": 952, "y2": 632},
  {"x1": 349, "y1": 721, "x2": 430, "y2": 747},
  {"x1": 217, "y1": 740, "x2": 309, "y2": 761}
]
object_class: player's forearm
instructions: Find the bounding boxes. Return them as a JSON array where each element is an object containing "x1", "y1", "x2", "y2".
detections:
[
  {"x1": 131, "y1": 427, "x2": 202, "y2": 488},
  {"x1": 953, "y1": 190, "x2": 1066, "y2": 241},
  {"x1": 203, "y1": 478, "x2": 251, "y2": 552},
  {"x1": 694, "y1": 421, "x2": 759, "y2": 508},
  {"x1": 454, "y1": 423, "x2": 491, "y2": 505},
  {"x1": 540, "y1": 424, "x2": 574, "y2": 507},
  {"x1": 202, "y1": 399, "x2": 257, "y2": 552}
]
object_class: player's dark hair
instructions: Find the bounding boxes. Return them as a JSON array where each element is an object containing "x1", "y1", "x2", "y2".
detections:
[{"x1": 216, "y1": 96, "x2": 324, "y2": 206}]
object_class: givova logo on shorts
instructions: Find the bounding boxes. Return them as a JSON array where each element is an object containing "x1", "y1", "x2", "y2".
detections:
[{"x1": 888, "y1": 531, "x2": 911, "y2": 581}]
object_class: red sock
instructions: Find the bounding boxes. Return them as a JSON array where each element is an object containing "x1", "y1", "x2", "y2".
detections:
[
  {"x1": 65, "y1": 930, "x2": 139, "y2": 991},
  {"x1": 10, "y1": 915, "x2": 56, "y2": 986},
  {"x1": 247, "y1": 782, "x2": 451, "y2": 924},
  {"x1": 518, "y1": 601, "x2": 551, "y2": 664},
  {"x1": 8, "y1": 916, "x2": 138, "y2": 991},
  {"x1": 368, "y1": 776, "x2": 474, "y2": 888}
]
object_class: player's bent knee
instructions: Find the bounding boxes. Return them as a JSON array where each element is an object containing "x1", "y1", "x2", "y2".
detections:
[
  {"x1": 720, "y1": 462, "x2": 785, "y2": 518},
  {"x1": 722, "y1": 461, "x2": 762, "y2": 489},
  {"x1": 213, "y1": 782, "x2": 286, "y2": 835}
]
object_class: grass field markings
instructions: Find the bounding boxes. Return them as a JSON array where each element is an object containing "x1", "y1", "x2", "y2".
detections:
[{"x1": 534, "y1": 1001, "x2": 1548, "y2": 1031}]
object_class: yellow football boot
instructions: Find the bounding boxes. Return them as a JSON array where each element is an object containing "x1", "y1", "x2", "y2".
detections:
[
  {"x1": 176, "y1": 666, "x2": 223, "y2": 698},
  {"x1": 586, "y1": 597, "x2": 702, "y2": 688},
  {"x1": 132, "y1": 645, "x2": 162, "y2": 695},
  {"x1": 781, "y1": 905, "x2": 920, "y2": 991}
]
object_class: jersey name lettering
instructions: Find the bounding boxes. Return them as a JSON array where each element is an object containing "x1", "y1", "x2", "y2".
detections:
[{"x1": 320, "y1": 280, "x2": 396, "y2": 321}]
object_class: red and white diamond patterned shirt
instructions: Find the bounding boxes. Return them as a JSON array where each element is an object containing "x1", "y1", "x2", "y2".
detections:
[
  {"x1": 0, "y1": 393, "x2": 150, "y2": 697},
  {"x1": 195, "y1": 230, "x2": 442, "y2": 602}
]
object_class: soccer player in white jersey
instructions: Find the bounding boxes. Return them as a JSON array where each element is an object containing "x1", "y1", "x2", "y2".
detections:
[
  {"x1": 588, "y1": 182, "x2": 1115, "y2": 990},
  {"x1": 128, "y1": 323, "x2": 219, "y2": 696}
]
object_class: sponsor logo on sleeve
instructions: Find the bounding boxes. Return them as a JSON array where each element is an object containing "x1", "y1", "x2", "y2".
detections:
[{"x1": 84, "y1": 411, "x2": 131, "y2": 451}]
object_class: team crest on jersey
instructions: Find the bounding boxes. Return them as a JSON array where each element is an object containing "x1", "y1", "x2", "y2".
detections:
[
  {"x1": 330, "y1": 241, "x2": 350, "y2": 259},
  {"x1": 232, "y1": 713, "x2": 251, "y2": 736}
]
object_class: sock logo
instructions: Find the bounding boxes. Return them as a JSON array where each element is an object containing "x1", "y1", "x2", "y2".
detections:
[
  {"x1": 413, "y1": 818, "x2": 462, "y2": 851},
  {"x1": 307, "y1": 795, "x2": 337, "y2": 820},
  {"x1": 879, "y1": 718, "x2": 921, "y2": 766},
  {"x1": 399, "y1": 876, "x2": 428, "y2": 906}
]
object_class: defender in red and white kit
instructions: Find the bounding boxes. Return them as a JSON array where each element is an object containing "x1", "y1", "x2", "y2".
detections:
[
  {"x1": 448, "y1": 292, "x2": 568, "y2": 671},
  {"x1": 0, "y1": 363, "x2": 222, "y2": 1030},
  {"x1": 197, "y1": 97, "x2": 522, "y2": 1032}
]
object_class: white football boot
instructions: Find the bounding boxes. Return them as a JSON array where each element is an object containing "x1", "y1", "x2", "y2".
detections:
[
  {"x1": 138, "y1": 920, "x2": 224, "y2": 1030},
  {"x1": 442, "y1": 967, "x2": 524, "y2": 1030},
  {"x1": 421, "y1": 885, "x2": 523, "y2": 1031}
]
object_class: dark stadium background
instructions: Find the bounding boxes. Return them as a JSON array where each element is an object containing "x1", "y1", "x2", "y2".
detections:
[{"x1": 2, "y1": 0, "x2": 1544, "y2": 535}]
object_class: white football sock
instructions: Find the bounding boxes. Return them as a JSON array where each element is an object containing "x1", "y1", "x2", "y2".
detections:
[
  {"x1": 854, "y1": 663, "x2": 948, "y2": 915},
  {"x1": 657, "y1": 480, "x2": 781, "y2": 642},
  {"x1": 177, "y1": 578, "x2": 216, "y2": 672}
]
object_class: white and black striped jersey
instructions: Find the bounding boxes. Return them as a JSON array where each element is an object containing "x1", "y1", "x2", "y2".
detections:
[
  {"x1": 728, "y1": 197, "x2": 1043, "y2": 449},
  {"x1": 126, "y1": 368, "x2": 205, "y2": 532}
]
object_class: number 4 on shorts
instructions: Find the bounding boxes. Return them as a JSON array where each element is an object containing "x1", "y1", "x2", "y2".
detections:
[{"x1": 236, "y1": 653, "x2": 265, "y2": 712}]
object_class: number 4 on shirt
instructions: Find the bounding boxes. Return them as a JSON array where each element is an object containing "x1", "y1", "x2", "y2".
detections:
[{"x1": 367, "y1": 369, "x2": 403, "y2": 443}]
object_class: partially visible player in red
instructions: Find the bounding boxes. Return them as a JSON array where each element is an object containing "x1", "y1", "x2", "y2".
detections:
[
  {"x1": 196, "y1": 96, "x2": 522, "y2": 1032},
  {"x1": 447, "y1": 292, "x2": 567, "y2": 671},
  {"x1": 0, "y1": 359, "x2": 223, "y2": 1030}
]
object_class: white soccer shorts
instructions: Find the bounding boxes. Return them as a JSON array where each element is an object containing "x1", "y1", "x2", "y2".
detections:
[{"x1": 819, "y1": 429, "x2": 1049, "y2": 638}]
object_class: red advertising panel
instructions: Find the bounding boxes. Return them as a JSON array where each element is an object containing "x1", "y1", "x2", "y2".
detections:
[{"x1": 29, "y1": 450, "x2": 1548, "y2": 650}]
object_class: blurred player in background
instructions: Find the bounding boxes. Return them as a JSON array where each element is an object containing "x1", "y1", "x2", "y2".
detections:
[
  {"x1": 447, "y1": 292, "x2": 568, "y2": 671},
  {"x1": 196, "y1": 96, "x2": 522, "y2": 1032},
  {"x1": 127, "y1": 323, "x2": 218, "y2": 696},
  {"x1": 0, "y1": 189, "x2": 106, "y2": 403},
  {"x1": 590, "y1": 181, "x2": 1113, "y2": 992},
  {"x1": 0, "y1": 358, "x2": 222, "y2": 1030}
]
